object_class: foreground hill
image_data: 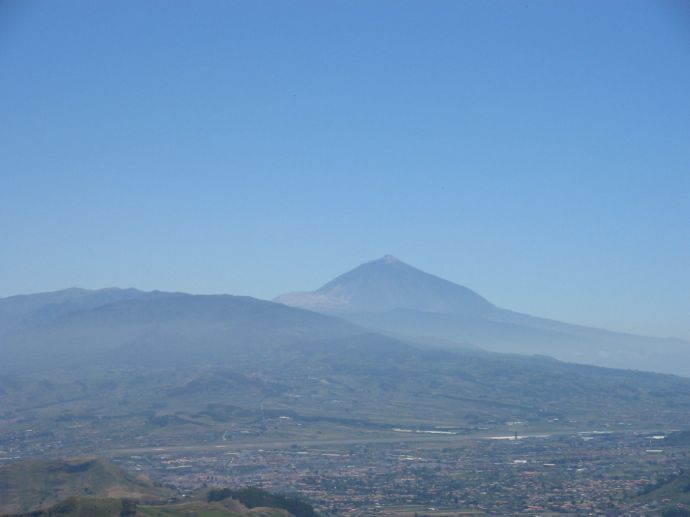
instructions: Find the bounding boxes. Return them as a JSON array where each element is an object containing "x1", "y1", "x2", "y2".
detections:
[
  {"x1": 0, "y1": 457, "x2": 170, "y2": 514},
  {"x1": 635, "y1": 470, "x2": 690, "y2": 515},
  {"x1": 9, "y1": 496, "x2": 292, "y2": 517},
  {"x1": 275, "y1": 255, "x2": 690, "y2": 376},
  {"x1": 0, "y1": 457, "x2": 301, "y2": 517},
  {"x1": 11, "y1": 497, "x2": 134, "y2": 517}
]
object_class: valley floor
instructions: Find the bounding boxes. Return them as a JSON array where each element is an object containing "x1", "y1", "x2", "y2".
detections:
[{"x1": 103, "y1": 428, "x2": 687, "y2": 516}]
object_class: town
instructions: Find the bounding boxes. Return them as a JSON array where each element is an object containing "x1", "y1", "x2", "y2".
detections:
[{"x1": 100, "y1": 428, "x2": 687, "y2": 515}]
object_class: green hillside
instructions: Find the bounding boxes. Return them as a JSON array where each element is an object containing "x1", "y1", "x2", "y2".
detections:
[
  {"x1": 8, "y1": 496, "x2": 292, "y2": 517},
  {"x1": 0, "y1": 457, "x2": 170, "y2": 515},
  {"x1": 12, "y1": 496, "x2": 130, "y2": 517},
  {"x1": 0, "y1": 458, "x2": 300, "y2": 517},
  {"x1": 140, "y1": 500, "x2": 290, "y2": 517},
  {"x1": 637, "y1": 470, "x2": 690, "y2": 507}
]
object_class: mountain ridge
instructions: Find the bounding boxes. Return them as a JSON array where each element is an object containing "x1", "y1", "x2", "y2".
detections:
[
  {"x1": 0, "y1": 292, "x2": 360, "y2": 373},
  {"x1": 274, "y1": 255, "x2": 690, "y2": 376},
  {"x1": 0, "y1": 287, "x2": 176, "y2": 337},
  {"x1": 3, "y1": 283, "x2": 690, "y2": 459},
  {"x1": 2, "y1": 257, "x2": 689, "y2": 376}
]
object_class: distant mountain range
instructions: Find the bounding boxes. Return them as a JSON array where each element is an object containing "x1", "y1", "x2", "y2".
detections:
[
  {"x1": 275, "y1": 255, "x2": 690, "y2": 376},
  {"x1": 0, "y1": 290, "x2": 357, "y2": 373},
  {"x1": 1, "y1": 257, "x2": 688, "y2": 378},
  {"x1": 0, "y1": 287, "x2": 171, "y2": 335},
  {"x1": 2, "y1": 281, "x2": 690, "y2": 442}
]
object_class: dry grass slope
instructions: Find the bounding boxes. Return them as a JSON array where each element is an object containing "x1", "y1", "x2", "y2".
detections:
[{"x1": 0, "y1": 457, "x2": 170, "y2": 514}]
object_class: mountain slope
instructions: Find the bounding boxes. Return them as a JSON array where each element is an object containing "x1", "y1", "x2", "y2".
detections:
[
  {"x1": 635, "y1": 470, "x2": 690, "y2": 510},
  {"x1": 9, "y1": 496, "x2": 293, "y2": 517},
  {"x1": 0, "y1": 457, "x2": 170, "y2": 514},
  {"x1": 0, "y1": 288, "x2": 172, "y2": 337},
  {"x1": 275, "y1": 255, "x2": 494, "y2": 314},
  {"x1": 275, "y1": 256, "x2": 690, "y2": 376},
  {"x1": 0, "y1": 460, "x2": 295, "y2": 516},
  {"x1": 0, "y1": 292, "x2": 360, "y2": 372}
]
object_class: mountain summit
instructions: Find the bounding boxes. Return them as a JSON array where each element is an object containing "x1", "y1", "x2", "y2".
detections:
[
  {"x1": 274, "y1": 255, "x2": 495, "y2": 314},
  {"x1": 275, "y1": 256, "x2": 690, "y2": 376}
]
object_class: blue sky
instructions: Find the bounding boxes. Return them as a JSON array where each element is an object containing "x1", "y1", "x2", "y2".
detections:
[{"x1": 1, "y1": 0, "x2": 689, "y2": 339}]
